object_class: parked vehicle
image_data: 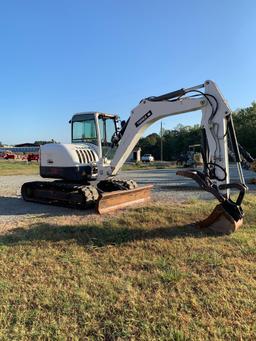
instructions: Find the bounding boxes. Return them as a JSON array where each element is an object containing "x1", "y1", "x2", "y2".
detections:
[
  {"x1": 141, "y1": 154, "x2": 154, "y2": 162},
  {"x1": 27, "y1": 154, "x2": 39, "y2": 162},
  {"x1": 3, "y1": 152, "x2": 16, "y2": 160}
]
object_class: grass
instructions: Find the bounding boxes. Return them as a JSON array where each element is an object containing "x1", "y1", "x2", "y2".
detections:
[
  {"x1": 0, "y1": 160, "x2": 175, "y2": 176},
  {"x1": 0, "y1": 160, "x2": 39, "y2": 176},
  {"x1": 0, "y1": 195, "x2": 256, "y2": 339}
]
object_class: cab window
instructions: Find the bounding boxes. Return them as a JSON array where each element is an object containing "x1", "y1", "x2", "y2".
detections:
[
  {"x1": 98, "y1": 116, "x2": 117, "y2": 159},
  {"x1": 72, "y1": 119, "x2": 97, "y2": 143},
  {"x1": 98, "y1": 117, "x2": 116, "y2": 146}
]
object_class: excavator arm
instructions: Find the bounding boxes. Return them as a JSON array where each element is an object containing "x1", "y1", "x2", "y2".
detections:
[
  {"x1": 98, "y1": 80, "x2": 246, "y2": 233},
  {"x1": 99, "y1": 80, "x2": 244, "y2": 186}
]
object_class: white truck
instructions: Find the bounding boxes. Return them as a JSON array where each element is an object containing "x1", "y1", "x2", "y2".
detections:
[{"x1": 141, "y1": 154, "x2": 154, "y2": 162}]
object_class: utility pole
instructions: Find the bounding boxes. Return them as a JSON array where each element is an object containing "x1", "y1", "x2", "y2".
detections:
[{"x1": 160, "y1": 121, "x2": 163, "y2": 162}]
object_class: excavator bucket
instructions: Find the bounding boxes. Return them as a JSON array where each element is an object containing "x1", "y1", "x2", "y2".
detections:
[
  {"x1": 176, "y1": 169, "x2": 245, "y2": 234},
  {"x1": 196, "y1": 204, "x2": 243, "y2": 234},
  {"x1": 97, "y1": 185, "x2": 153, "y2": 214}
]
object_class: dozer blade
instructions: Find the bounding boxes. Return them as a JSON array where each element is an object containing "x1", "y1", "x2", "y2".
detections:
[
  {"x1": 197, "y1": 204, "x2": 243, "y2": 234},
  {"x1": 97, "y1": 185, "x2": 153, "y2": 214}
]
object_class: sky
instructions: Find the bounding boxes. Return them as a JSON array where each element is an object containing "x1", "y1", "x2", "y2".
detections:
[{"x1": 0, "y1": 0, "x2": 256, "y2": 145}]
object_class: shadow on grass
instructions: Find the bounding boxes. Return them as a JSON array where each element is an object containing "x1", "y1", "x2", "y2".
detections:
[{"x1": 0, "y1": 220, "x2": 220, "y2": 248}]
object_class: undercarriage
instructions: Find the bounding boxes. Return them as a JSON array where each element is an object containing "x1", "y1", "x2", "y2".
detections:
[
  {"x1": 21, "y1": 181, "x2": 99, "y2": 209},
  {"x1": 21, "y1": 178, "x2": 151, "y2": 213}
]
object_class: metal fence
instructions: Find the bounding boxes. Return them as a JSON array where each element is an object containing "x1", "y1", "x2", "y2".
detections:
[{"x1": 0, "y1": 147, "x2": 39, "y2": 153}]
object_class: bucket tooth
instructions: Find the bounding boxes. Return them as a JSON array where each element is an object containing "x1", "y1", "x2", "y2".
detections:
[
  {"x1": 197, "y1": 204, "x2": 243, "y2": 234},
  {"x1": 97, "y1": 185, "x2": 153, "y2": 214}
]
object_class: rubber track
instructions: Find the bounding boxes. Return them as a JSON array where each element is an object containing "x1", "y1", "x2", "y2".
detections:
[
  {"x1": 97, "y1": 178, "x2": 138, "y2": 192},
  {"x1": 21, "y1": 181, "x2": 99, "y2": 209}
]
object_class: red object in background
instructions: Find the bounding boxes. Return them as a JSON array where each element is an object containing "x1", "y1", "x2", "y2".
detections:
[
  {"x1": 3, "y1": 153, "x2": 16, "y2": 159},
  {"x1": 27, "y1": 154, "x2": 39, "y2": 162}
]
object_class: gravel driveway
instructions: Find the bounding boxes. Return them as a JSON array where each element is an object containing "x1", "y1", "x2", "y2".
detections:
[{"x1": 0, "y1": 167, "x2": 255, "y2": 230}]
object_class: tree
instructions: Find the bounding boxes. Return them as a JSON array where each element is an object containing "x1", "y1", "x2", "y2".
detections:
[
  {"x1": 136, "y1": 102, "x2": 256, "y2": 161},
  {"x1": 233, "y1": 102, "x2": 256, "y2": 157},
  {"x1": 34, "y1": 139, "x2": 58, "y2": 145},
  {"x1": 162, "y1": 124, "x2": 201, "y2": 160},
  {"x1": 138, "y1": 125, "x2": 201, "y2": 161},
  {"x1": 138, "y1": 133, "x2": 161, "y2": 160}
]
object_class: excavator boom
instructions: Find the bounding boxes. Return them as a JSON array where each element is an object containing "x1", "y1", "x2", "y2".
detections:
[{"x1": 96, "y1": 80, "x2": 246, "y2": 232}]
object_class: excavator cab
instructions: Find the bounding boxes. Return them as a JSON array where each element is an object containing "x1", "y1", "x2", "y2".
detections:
[{"x1": 70, "y1": 112, "x2": 119, "y2": 159}]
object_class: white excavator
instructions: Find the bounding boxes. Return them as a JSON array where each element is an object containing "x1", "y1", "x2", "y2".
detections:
[{"x1": 22, "y1": 80, "x2": 247, "y2": 233}]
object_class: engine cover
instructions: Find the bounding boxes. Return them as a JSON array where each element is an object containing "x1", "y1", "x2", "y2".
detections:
[{"x1": 40, "y1": 143, "x2": 99, "y2": 181}]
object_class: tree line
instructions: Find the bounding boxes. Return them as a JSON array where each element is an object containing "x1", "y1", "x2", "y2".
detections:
[{"x1": 138, "y1": 102, "x2": 256, "y2": 161}]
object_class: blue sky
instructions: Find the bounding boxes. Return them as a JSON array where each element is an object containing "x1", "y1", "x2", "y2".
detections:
[{"x1": 1, "y1": 0, "x2": 256, "y2": 145}]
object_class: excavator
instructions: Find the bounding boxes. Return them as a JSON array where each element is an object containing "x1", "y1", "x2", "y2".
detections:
[{"x1": 21, "y1": 80, "x2": 247, "y2": 234}]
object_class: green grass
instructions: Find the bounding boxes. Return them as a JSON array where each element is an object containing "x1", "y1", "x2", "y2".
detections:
[
  {"x1": 0, "y1": 195, "x2": 256, "y2": 339},
  {"x1": 0, "y1": 160, "x2": 175, "y2": 176},
  {"x1": 0, "y1": 160, "x2": 39, "y2": 176}
]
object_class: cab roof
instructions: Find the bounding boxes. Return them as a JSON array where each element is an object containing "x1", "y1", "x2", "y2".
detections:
[{"x1": 69, "y1": 112, "x2": 117, "y2": 123}]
